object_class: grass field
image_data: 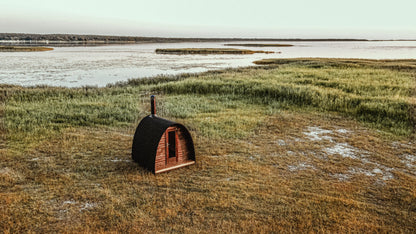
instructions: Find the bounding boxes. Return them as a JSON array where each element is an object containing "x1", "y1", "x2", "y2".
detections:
[{"x1": 1, "y1": 59, "x2": 416, "y2": 232}]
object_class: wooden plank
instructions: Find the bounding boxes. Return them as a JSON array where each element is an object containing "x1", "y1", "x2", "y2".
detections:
[{"x1": 155, "y1": 161, "x2": 195, "y2": 174}]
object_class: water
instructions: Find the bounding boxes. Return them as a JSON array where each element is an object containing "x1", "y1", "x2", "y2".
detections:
[{"x1": 1, "y1": 41, "x2": 415, "y2": 87}]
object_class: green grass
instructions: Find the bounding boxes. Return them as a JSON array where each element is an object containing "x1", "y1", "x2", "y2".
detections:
[
  {"x1": 5, "y1": 87, "x2": 140, "y2": 130},
  {"x1": 3, "y1": 58, "x2": 415, "y2": 144},
  {"x1": 2, "y1": 86, "x2": 147, "y2": 148},
  {"x1": 5, "y1": 59, "x2": 414, "y2": 139},
  {"x1": 151, "y1": 61, "x2": 415, "y2": 136},
  {"x1": 2, "y1": 59, "x2": 415, "y2": 142},
  {"x1": 1, "y1": 58, "x2": 416, "y2": 232}
]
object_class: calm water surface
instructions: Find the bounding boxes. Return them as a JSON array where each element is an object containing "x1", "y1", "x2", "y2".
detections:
[{"x1": 1, "y1": 41, "x2": 415, "y2": 87}]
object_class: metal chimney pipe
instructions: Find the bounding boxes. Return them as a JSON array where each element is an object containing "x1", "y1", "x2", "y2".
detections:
[{"x1": 150, "y1": 95, "x2": 156, "y2": 115}]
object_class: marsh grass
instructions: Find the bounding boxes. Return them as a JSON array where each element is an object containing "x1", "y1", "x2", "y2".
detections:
[
  {"x1": 1, "y1": 58, "x2": 416, "y2": 232},
  {"x1": 154, "y1": 60, "x2": 415, "y2": 136},
  {"x1": 253, "y1": 58, "x2": 416, "y2": 71},
  {"x1": 2, "y1": 86, "x2": 146, "y2": 150}
]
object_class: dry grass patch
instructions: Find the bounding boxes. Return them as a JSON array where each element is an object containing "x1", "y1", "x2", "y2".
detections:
[{"x1": 2, "y1": 109, "x2": 416, "y2": 232}]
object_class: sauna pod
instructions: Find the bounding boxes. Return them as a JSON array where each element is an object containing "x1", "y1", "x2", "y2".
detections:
[{"x1": 132, "y1": 96, "x2": 195, "y2": 173}]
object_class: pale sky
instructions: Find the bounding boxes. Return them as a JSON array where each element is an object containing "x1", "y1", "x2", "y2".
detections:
[{"x1": 1, "y1": 0, "x2": 415, "y2": 39}]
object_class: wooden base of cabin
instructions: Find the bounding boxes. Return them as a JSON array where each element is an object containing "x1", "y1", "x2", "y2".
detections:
[{"x1": 155, "y1": 161, "x2": 195, "y2": 174}]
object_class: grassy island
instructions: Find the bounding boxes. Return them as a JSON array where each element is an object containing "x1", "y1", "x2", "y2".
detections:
[
  {"x1": 225, "y1": 43, "x2": 294, "y2": 47},
  {"x1": 155, "y1": 48, "x2": 274, "y2": 54},
  {"x1": 1, "y1": 58, "x2": 416, "y2": 233},
  {"x1": 0, "y1": 45, "x2": 54, "y2": 52}
]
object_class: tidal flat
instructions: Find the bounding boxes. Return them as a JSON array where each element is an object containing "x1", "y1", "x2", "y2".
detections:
[{"x1": 1, "y1": 58, "x2": 416, "y2": 233}]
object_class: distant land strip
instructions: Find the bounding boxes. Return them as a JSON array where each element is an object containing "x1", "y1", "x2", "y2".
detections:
[
  {"x1": 155, "y1": 48, "x2": 274, "y2": 54},
  {"x1": 2, "y1": 33, "x2": 414, "y2": 48},
  {"x1": 224, "y1": 43, "x2": 294, "y2": 47},
  {"x1": 0, "y1": 33, "x2": 374, "y2": 45},
  {"x1": 0, "y1": 46, "x2": 53, "y2": 52}
]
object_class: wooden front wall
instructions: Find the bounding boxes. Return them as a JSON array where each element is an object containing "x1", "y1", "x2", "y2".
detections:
[{"x1": 155, "y1": 126, "x2": 192, "y2": 172}]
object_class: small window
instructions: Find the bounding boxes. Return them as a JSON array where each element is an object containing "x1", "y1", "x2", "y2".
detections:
[{"x1": 168, "y1": 131, "x2": 176, "y2": 158}]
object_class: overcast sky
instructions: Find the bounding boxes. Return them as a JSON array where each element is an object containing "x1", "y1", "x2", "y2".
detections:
[{"x1": 1, "y1": 0, "x2": 415, "y2": 39}]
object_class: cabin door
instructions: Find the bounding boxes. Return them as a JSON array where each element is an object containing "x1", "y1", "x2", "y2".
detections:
[{"x1": 166, "y1": 129, "x2": 178, "y2": 164}]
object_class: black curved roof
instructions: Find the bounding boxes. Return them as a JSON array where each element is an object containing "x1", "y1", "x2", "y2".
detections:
[{"x1": 131, "y1": 115, "x2": 195, "y2": 173}]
